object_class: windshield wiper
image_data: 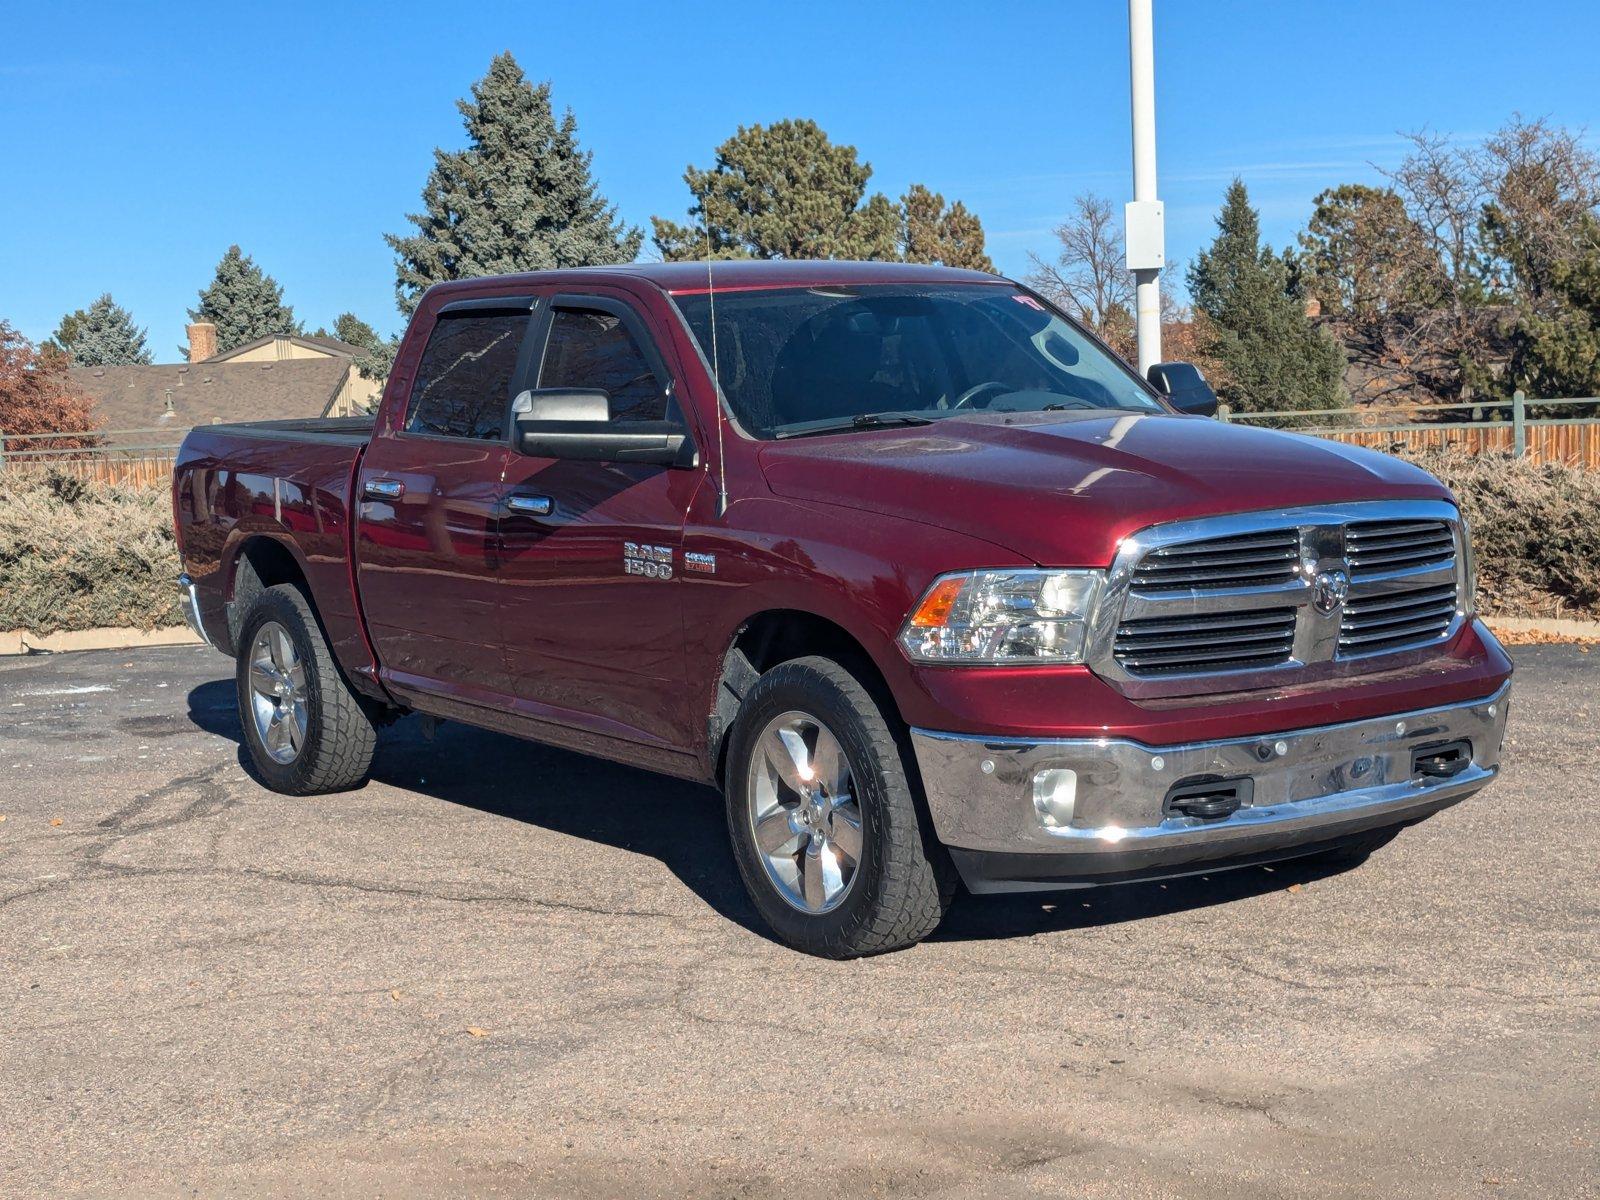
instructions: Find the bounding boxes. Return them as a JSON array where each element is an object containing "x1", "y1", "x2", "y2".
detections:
[{"x1": 774, "y1": 412, "x2": 937, "y2": 439}]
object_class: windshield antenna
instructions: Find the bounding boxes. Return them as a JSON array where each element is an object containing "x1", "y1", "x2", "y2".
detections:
[{"x1": 705, "y1": 248, "x2": 729, "y2": 516}]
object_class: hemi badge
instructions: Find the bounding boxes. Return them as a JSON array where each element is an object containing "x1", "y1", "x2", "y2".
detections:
[{"x1": 684, "y1": 552, "x2": 717, "y2": 575}]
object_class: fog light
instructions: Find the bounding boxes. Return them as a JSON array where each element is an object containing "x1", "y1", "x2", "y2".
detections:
[{"x1": 1032, "y1": 768, "x2": 1078, "y2": 828}]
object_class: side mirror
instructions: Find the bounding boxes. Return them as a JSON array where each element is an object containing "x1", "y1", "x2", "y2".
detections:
[
  {"x1": 1146, "y1": 362, "x2": 1219, "y2": 418},
  {"x1": 511, "y1": 388, "x2": 695, "y2": 467}
]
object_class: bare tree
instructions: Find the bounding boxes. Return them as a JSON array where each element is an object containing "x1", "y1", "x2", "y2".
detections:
[{"x1": 1027, "y1": 194, "x2": 1136, "y2": 357}]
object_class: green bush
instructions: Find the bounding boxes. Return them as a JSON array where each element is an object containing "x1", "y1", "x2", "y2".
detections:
[
  {"x1": 1405, "y1": 449, "x2": 1600, "y2": 620},
  {"x1": 0, "y1": 470, "x2": 181, "y2": 634}
]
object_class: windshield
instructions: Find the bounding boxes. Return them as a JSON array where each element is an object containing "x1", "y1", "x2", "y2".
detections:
[{"x1": 672, "y1": 283, "x2": 1162, "y2": 437}]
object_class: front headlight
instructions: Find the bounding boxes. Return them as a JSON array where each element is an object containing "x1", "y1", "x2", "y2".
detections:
[
  {"x1": 1459, "y1": 514, "x2": 1477, "y2": 615},
  {"x1": 898, "y1": 569, "x2": 1104, "y2": 664}
]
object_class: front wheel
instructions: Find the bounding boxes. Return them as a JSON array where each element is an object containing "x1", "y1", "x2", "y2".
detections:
[
  {"x1": 235, "y1": 583, "x2": 377, "y2": 794},
  {"x1": 724, "y1": 656, "x2": 952, "y2": 958}
]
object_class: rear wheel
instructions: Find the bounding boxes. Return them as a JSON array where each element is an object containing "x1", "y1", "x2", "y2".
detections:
[
  {"x1": 235, "y1": 584, "x2": 377, "y2": 794},
  {"x1": 725, "y1": 656, "x2": 952, "y2": 957}
]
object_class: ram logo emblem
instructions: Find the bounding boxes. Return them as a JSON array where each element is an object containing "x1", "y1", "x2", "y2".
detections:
[{"x1": 1312, "y1": 568, "x2": 1350, "y2": 616}]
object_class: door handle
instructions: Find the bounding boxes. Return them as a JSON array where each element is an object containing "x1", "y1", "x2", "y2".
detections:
[
  {"x1": 506, "y1": 494, "x2": 554, "y2": 516},
  {"x1": 363, "y1": 478, "x2": 404, "y2": 501}
]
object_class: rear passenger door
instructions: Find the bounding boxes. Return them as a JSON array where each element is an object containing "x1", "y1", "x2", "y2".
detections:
[
  {"x1": 355, "y1": 297, "x2": 540, "y2": 704},
  {"x1": 495, "y1": 290, "x2": 702, "y2": 750}
]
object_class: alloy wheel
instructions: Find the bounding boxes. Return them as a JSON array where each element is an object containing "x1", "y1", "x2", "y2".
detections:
[
  {"x1": 745, "y1": 710, "x2": 865, "y2": 914},
  {"x1": 248, "y1": 621, "x2": 308, "y2": 764}
]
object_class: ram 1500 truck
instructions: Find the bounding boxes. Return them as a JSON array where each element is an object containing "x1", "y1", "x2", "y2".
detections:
[{"x1": 173, "y1": 260, "x2": 1512, "y2": 957}]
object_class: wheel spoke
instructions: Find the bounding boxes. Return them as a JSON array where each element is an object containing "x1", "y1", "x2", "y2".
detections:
[
  {"x1": 285, "y1": 705, "x2": 305, "y2": 753},
  {"x1": 754, "y1": 808, "x2": 802, "y2": 858},
  {"x1": 827, "y1": 805, "x2": 863, "y2": 866},
  {"x1": 284, "y1": 661, "x2": 307, "y2": 693},
  {"x1": 801, "y1": 846, "x2": 827, "y2": 910},
  {"x1": 777, "y1": 726, "x2": 816, "y2": 785},
  {"x1": 249, "y1": 662, "x2": 279, "y2": 697},
  {"x1": 817, "y1": 843, "x2": 847, "y2": 905},
  {"x1": 265, "y1": 708, "x2": 288, "y2": 754},
  {"x1": 761, "y1": 728, "x2": 807, "y2": 794},
  {"x1": 810, "y1": 725, "x2": 846, "y2": 795},
  {"x1": 269, "y1": 627, "x2": 291, "y2": 671}
]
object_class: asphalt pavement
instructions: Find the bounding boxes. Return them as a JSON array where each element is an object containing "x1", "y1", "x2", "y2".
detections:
[{"x1": 0, "y1": 642, "x2": 1594, "y2": 1198}]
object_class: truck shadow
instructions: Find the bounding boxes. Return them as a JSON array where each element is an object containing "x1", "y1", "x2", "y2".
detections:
[{"x1": 188, "y1": 680, "x2": 1362, "y2": 948}]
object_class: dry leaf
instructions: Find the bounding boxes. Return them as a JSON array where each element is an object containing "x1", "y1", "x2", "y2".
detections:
[
  {"x1": 0, "y1": 813, "x2": 8, "y2": 822},
  {"x1": 390, "y1": 989, "x2": 403, "y2": 1002},
  {"x1": 465, "y1": 1027, "x2": 489, "y2": 1038},
  {"x1": 49, "y1": 817, "x2": 63, "y2": 827},
  {"x1": 1286, "y1": 883, "x2": 1303, "y2": 894}
]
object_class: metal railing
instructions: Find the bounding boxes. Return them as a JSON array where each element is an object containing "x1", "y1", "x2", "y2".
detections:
[
  {"x1": 1217, "y1": 391, "x2": 1599, "y2": 459},
  {"x1": 0, "y1": 427, "x2": 191, "y2": 464}
]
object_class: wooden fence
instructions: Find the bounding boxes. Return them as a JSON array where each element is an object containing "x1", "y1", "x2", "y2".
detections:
[
  {"x1": 1218, "y1": 393, "x2": 1600, "y2": 469},
  {"x1": 0, "y1": 428, "x2": 186, "y2": 488}
]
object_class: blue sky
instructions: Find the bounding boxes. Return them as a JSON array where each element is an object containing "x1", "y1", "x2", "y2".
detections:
[{"x1": 4, "y1": 0, "x2": 1597, "y2": 356}]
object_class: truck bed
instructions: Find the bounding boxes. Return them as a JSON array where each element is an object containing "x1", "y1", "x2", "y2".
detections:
[
  {"x1": 198, "y1": 415, "x2": 377, "y2": 447},
  {"x1": 173, "y1": 416, "x2": 376, "y2": 681}
]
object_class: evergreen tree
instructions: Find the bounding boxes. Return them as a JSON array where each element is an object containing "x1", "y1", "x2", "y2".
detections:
[
  {"x1": 315, "y1": 312, "x2": 398, "y2": 381},
  {"x1": 1496, "y1": 210, "x2": 1600, "y2": 398},
  {"x1": 900, "y1": 184, "x2": 995, "y2": 272},
  {"x1": 44, "y1": 307, "x2": 88, "y2": 357},
  {"x1": 653, "y1": 119, "x2": 903, "y2": 261},
  {"x1": 187, "y1": 246, "x2": 300, "y2": 356},
  {"x1": 316, "y1": 312, "x2": 380, "y2": 348},
  {"x1": 58, "y1": 293, "x2": 153, "y2": 366},
  {"x1": 1188, "y1": 179, "x2": 1346, "y2": 415},
  {"x1": 387, "y1": 52, "x2": 641, "y2": 316}
]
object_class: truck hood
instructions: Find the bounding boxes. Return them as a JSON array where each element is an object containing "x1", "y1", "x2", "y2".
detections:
[{"x1": 757, "y1": 411, "x2": 1454, "y2": 566}]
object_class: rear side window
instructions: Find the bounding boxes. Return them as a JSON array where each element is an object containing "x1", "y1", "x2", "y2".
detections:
[
  {"x1": 405, "y1": 311, "x2": 529, "y2": 439},
  {"x1": 539, "y1": 308, "x2": 667, "y2": 423}
]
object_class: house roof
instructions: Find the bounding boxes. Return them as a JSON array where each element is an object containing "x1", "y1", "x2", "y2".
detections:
[
  {"x1": 205, "y1": 333, "x2": 365, "y2": 362},
  {"x1": 70, "y1": 359, "x2": 349, "y2": 444}
]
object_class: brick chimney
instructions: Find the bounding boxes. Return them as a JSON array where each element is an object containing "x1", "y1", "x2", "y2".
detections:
[{"x1": 187, "y1": 322, "x2": 218, "y2": 363}]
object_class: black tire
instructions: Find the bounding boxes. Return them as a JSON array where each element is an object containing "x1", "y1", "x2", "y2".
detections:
[
  {"x1": 235, "y1": 583, "x2": 377, "y2": 795},
  {"x1": 1300, "y1": 825, "x2": 1401, "y2": 867},
  {"x1": 724, "y1": 656, "x2": 953, "y2": 958}
]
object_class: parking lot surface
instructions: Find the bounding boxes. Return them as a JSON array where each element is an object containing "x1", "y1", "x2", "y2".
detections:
[{"x1": 0, "y1": 643, "x2": 1594, "y2": 1198}]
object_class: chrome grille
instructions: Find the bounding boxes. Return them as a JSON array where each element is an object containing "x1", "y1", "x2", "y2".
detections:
[
  {"x1": 1339, "y1": 582, "x2": 1458, "y2": 656},
  {"x1": 1114, "y1": 607, "x2": 1297, "y2": 674},
  {"x1": 1345, "y1": 519, "x2": 1454, "y2": 577},
  {"x1": 1130, "y1": 529, "x2": 1300, "y2": 592},
  {"x1": 1089, "y1": 500, "x2": 1468, "y2": 695}
]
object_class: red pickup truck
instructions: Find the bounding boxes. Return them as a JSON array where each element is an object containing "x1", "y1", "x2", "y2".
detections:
[{"x1": 173, "y1": 260, "x2": 1511, "y2": 957}]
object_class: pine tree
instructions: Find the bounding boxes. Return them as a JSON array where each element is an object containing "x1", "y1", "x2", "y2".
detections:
[
  {"x1": 653, "y1": 119, "x2": 903, "y2": 261},
  {"x1": 1188, "y1": 179, "x2": 1346, "y2": 415},
  {"x1": 58, "y1": 294, "x2": 153, "y2": 366},
  {"x1": 44, "y1": 307, "x2": 88, "y2": 357},
  {"x1": 387, "y1": 52, "x2": 641, "y2": 316},
  {"x1": 900, "y1": 184, "x2": 995, "y2": 272},
  {"x1": 1497, "y1": 210, "x2": 1600, "y2": 398},
  {"x1": 313, "y1": 312, "x2": 397, "y2": 381},
  {"x1": 187, "y1": 246, "x2": 300, "y2": 356},
  {"x1": 316, "y1": 312, "x2": 380, "y2": 348}
]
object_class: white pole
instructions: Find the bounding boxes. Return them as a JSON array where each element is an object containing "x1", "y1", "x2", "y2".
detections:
[{"x1": 1127, "y1": 0, "x2": 1162, "y2": 373}]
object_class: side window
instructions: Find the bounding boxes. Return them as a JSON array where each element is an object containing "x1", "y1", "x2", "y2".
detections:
[
  {"x1": 405, "y1": 311, "x2": 529, "y2": 440},
  {"x1": 539, "y1": 307, "x2": 668, "y2": 423}
]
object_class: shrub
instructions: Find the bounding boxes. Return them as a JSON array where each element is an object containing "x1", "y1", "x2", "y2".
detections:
[
  {"x1": 0, "y1": 470, "x2": 180, "y2": 634},
  {"x1": 1405, "y1": 448, "x2": 1600, "y2": 619}
]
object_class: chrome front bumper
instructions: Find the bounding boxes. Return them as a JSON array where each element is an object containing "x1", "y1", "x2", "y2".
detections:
[
  {"x1": 910, "y1": 683, "x2": 1510, "y2": 891},
  {"x1": 176, "y1": 574, "x2": 212, "y2": 647}
]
